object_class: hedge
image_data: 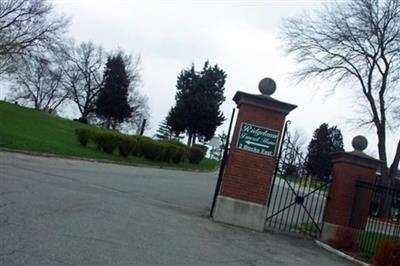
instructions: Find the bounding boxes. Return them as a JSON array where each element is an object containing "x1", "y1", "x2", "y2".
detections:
[
  {"x1": 172, "y1": 147, "x2": 186, "y2": 164},
  {"x1": 159, "y1": 143, "x2": 177, "y2": 163},
  {"x1": 74, "y1": 128, "x2": 206, "y2": 165},
  {"x1": 118, "y1": 136, "x2": 137, "y2": 157},
  {"x1": 188, "y1": 146, "x2": 206, "y2": 164},
  {"x1": 160, "y1": 139, "x2": 186, "y2": 147},
  {"x1": 75, "y1": 128, "x2": 91, "y2": 146},
  {"x1": 192, "y1": 144, "x2": 208, "y2": 153},
  {"x1": 93, "y1": 132, "x2": 120, "y2": 154},
  {"x1": 131, "y1": 135, "x2": 152, "y2": 156},
  {"x1": 141, "y1": 139, "x2": 163, "y2": 161}
]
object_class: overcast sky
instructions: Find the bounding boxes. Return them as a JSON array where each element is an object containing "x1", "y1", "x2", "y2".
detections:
[{"x1": 17, "y1": 0, "x2": 400, "y2": 160}]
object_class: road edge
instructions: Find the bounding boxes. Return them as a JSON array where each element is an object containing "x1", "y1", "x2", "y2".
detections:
[{"x1": 0, "y1": 147, "x2": 219, "y2": 173}]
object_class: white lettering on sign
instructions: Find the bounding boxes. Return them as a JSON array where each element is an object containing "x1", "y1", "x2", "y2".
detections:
[{"x1": 237, "y1": 122, "x2": 280, "y2": 157}]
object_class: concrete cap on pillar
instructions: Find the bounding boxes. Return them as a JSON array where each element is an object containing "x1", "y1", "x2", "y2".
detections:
[
  {"x1": 331, "y1": 135, "x2": 382, "y2": 169},
  {"x1": 233, "y1": 77, "x2": 297, "y2": 114}
]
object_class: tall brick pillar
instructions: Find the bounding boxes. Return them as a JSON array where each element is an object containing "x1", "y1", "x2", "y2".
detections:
[
  {"x1": 321, "y1": 136, "x2": 382, "y2": 242},
  {"x1": 213, "y1": 78, "x2": 296, "y2": 231}
]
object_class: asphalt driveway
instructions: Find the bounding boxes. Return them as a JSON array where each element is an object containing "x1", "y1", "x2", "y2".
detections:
[{"x1": 0, "y1": 151, "x2": 352, "y2": 265}]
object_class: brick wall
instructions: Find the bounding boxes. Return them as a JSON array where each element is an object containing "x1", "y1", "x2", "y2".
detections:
[
  {"x1": 323, "y1": 161, "x2": 377, "y2": 227},
  {"x1": 220, "y1": 104, "x2": 285, "y2": 205}
]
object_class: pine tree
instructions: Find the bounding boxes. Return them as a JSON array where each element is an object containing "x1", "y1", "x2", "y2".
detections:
[
  {"x1": 155, "y1": 117, "x2": 184, "y2": 140},
  {"x1": 155, "y1": 119, "x2": 171, "y2": 140},
  {"x1": 95, "y1": 55, "x2": 132, "y2": 129},
  {"x1": 306, "y1": 123, "x2": 344, "y2": 179},
  {"x1": 169, "y1": 61, "x2": 226, "y2": 145}
]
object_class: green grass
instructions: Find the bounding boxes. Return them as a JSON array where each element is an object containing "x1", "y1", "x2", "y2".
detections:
[
  {"x1": 0, "y1": 101, "x2": 220, "y2": 171},
  {"x1": 301, "y1": 222, "x2": 321, "y2": 232}
]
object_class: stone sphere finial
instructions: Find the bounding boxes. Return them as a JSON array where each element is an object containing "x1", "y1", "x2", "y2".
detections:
[
  {"x1": 258, "y1": 77, "x2": 276, "y2": 96},
  {"x1": 352, "y1": 135, "x2": 368, "y2": 151}
]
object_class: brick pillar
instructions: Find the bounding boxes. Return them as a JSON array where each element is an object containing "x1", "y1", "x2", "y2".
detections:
[
  {"x1": 213, "y1": 78, "x2": 296, "y2": 231},
  {"x1": 321, "y1": 136, "x2": 382, "y2": 243}
]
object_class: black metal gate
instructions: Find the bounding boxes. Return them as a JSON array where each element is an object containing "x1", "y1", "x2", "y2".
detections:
[{"x1": 265, "y1": 121, "x2": 331, "y2": 238}]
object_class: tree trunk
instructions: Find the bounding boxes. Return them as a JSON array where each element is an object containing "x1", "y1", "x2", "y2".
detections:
[
  {"x1": 389, "y1": 139, "x2": 400, "y2": 180},
  {"x1": 187, "y1": 133, "x2": 192, "y2": 147},
  {"x1": 378, "y1": 167, "x2": 392, "y2": 218},
  {"x1": 376, "y1": 124, "x2": 392, "y2": 218},
  {"x1": 105, "y1": 118, "x2": 111, "y2": 129},
  {"x1": 82, "y1": 109, "x2": 90, "y2": 119},
  {"x1": 192, "y1": 132, "x2": 196, "y2": 146},
  {"x1": 111, "y1": 119, "x2": 117, "y2": 130}
]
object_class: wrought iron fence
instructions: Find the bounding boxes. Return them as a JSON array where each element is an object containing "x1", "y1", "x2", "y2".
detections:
[
  {"x1": 265, "y1": 123, "x2": 330, "y2": 238},
  {"x1": 351, "y1": 180, "x2": 400, "y2": 257}
]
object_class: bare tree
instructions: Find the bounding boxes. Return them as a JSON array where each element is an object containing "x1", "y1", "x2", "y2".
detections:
[
  {"x1": 117, "y1": 86, "x2": 150, "y2": 134},
  {"x1": 61, "y1": 41, "x2": 105, "y2": 119},
  {"x1": 282, "y1": 0, "x2": 400, "y2": 184},
  {"x1": 0, "y1": 0, "x2": 69, "y2": 75},
  {"x1": 280, "y1": 128, "x2": 307, "y2": 177},
  {"x1": 9, "y1": 53, "x2": 67, "y2": 111}
]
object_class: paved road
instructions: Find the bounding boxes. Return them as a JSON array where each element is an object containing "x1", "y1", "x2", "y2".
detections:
[{"x1": 0, "y1": 151, "x2": 352, "y2": 266}]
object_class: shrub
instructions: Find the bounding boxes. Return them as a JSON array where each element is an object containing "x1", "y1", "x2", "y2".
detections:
[
  {"x1": 131, "y1": 136, "x2": 141, "y2": 156},
  {"x1": 92, "y1": 132, "x2": 101, "y2": 150},
  {"x1": 93, "y1": 132, "x2": 120, "y2": 154},
  {"x1": 118, "y1": 136, "x2": 137, "y2": 157},
  {"x1": 328, "y1": 226, "x2": 358, "y2": 251},
  {"x1": 131, "y1": 136, "x2": 152, "y2": 156},
  {"x1": 159, "y1": 143, "x2": 178, "y2": 163},
  {"x1": 160, "y1": 139, "x2": 186, "y2": 147},
  {"x1": 141, "y1": 139, "x2": 163, "y2": 161},
  {"x1": 172, "y1": 147, "x2": 186, "y2": 164},
  {"x1": 92, "y1": 134, "x2": 102, "y2": 150},
  {"x1": 77, "y1": 117, "x2": 88, "y2": 124},
  {"x1": 75, "y1": 128, "x2": 91, "y2": 146},
  {"x1": 187, "y1": 146, "x2": 206, "y2": 164},
  {"x1": 192, "y1": 144, "x2": 208, "y2": 153},
  {"x1": 374, "y1": 240, "x2": 400, "y2": 266}
]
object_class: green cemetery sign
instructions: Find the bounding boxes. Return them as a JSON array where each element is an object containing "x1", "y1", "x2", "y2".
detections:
[{"x1": 236, "y1": 122, "x2": 280, "y2": 156}]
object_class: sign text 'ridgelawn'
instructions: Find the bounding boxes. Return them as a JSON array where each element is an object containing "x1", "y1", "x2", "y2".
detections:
[{"x1": 237, "y1": 123, "x2": 279, "y2": 156}]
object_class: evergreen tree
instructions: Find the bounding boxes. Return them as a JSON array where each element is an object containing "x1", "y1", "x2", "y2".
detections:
[
  {"x1": 169, "y1": 61, "x2": 226, "y2": 145},
  {"x1": 155, "y1": 117, "x2": 184, "y2": 140},
  {"x1": 95, "y1": 54, "x2": 132, "y2": 129},
  {"x1": 155, "y1": 119, "x2": 172, "y2": 140},
  {"x1": 306, "y1": 123, "x2": 344, "y2": 179},
  {"x1": 165, "y1": 106, "x2": 186, "y2": 137}
]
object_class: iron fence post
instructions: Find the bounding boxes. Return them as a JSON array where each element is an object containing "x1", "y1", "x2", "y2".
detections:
[{"x1": 209, "y1": 108, "x2": 236, "y2": 217}]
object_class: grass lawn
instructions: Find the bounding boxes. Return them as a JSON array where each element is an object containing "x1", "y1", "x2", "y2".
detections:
[{"x1": 0, "y1": 101, "x2": 220, "y2": 171}]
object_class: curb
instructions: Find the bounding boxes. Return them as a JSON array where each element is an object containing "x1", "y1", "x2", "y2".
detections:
[
  {"x1": 0, "y1": 147, "x2": 137, "y2": 166},
  {"x1": 0, "y1": 147, "x2": 219, "y2": 173},
  {"x1": 315, "y1": 240, "x2": 371, "y2": 266}
]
